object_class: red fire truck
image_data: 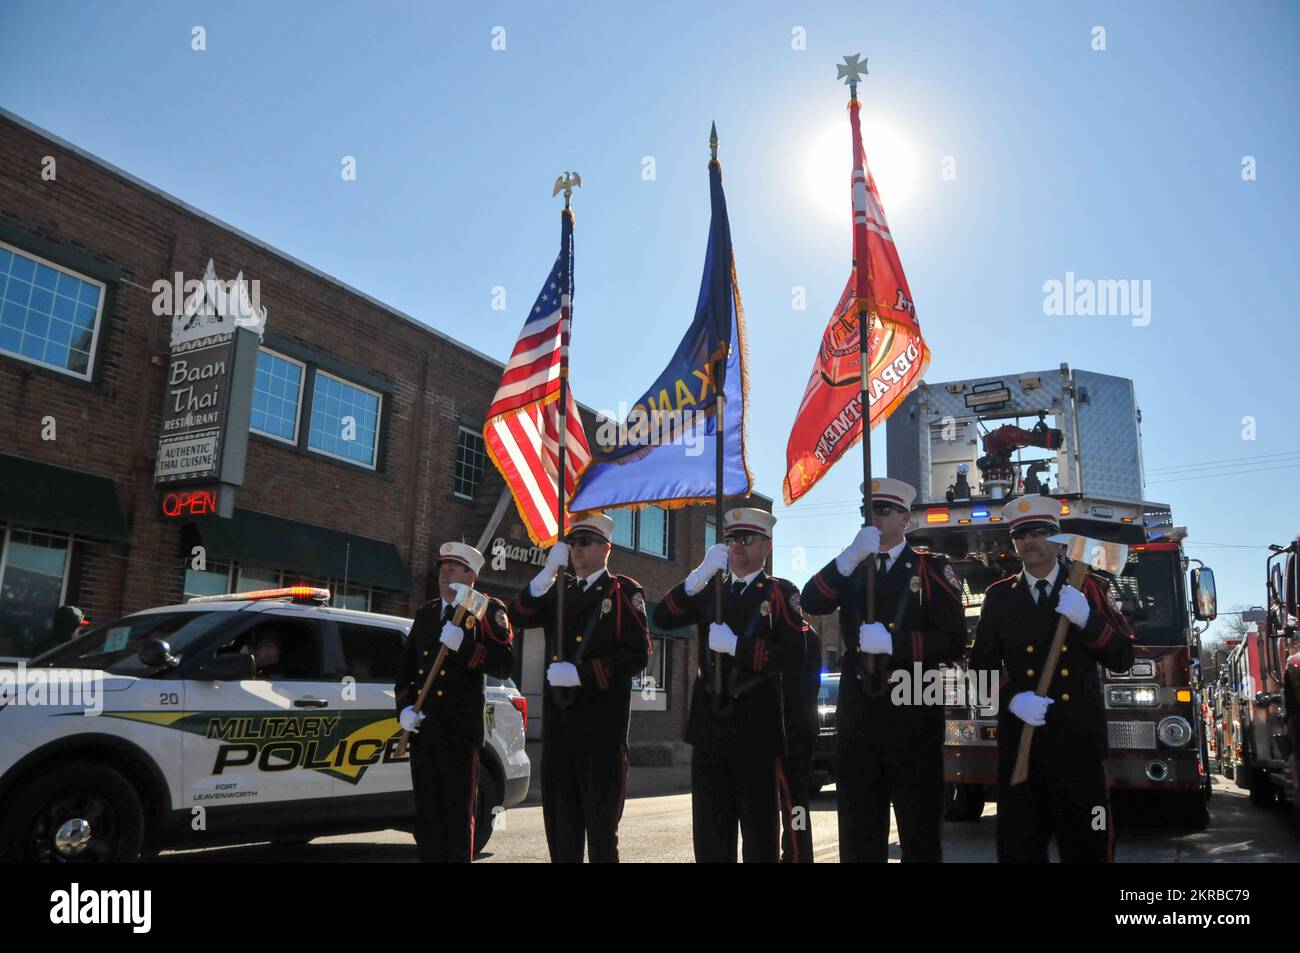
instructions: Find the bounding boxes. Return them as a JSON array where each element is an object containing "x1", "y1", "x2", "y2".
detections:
[
  {"x1": 886, "y1": 365, "x2": 1216, "y2": 829},
  {"x1": 1229, "y1": 536, "x2": 1299, "y2": 806}
]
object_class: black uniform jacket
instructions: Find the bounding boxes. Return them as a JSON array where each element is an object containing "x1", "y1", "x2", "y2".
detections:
[
  {"x1": 394, "y1": 595, "x2": 515, "y2": 746},
  {"x1": 783, "y1": 620, "x2": 823, "y2": 752},
  {"x1": 509, "y1": 570, "x2": 650, "y2": 748},
  {"x1": 653, "y1": 570, "x2": 805, "y2": 756},
  {"x1": 800, "y1": 545, "x2": 966, "y2": 748},
  {"x1": 969, "y1": 565, "x2": 1136, "y2": 767}
]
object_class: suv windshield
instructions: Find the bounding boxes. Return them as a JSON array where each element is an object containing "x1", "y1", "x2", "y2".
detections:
[{"x1": 28, "y1": 611, "x2": 234, "y2": 675}]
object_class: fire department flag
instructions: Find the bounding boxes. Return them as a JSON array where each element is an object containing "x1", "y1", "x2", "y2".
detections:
[
  {"x1": 484, "y1": 209, "x2": 592, "y2": 546},
  {"x1": 782, "y1": 94, "x2": 931, "y2": 506}
]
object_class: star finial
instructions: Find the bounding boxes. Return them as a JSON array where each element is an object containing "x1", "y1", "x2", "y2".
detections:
[{"x1": 837, "y1": 53, "x2": 868, "y2": 86}]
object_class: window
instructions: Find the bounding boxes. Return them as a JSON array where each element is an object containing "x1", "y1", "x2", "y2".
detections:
[
  {"x1": 339, "y1": 622, "x2": 405, "y2": 682},
  {"x1": 308, "y1": 370, "x2": 382, "y2": 468},
  {"x1": 216, "y1": 617, "x2": 326, "y2": 681},
  {"x1": 638, "y1": 506, "x2": 667, "y2": 557},
  {"x1": 235, "y1": 565, "x2": 279, "y2": 593},
  {"x1": 0, "y1": 526, "x2": 72, "y2": 657},
  {"x1": 632, "y1": 637, "x2": 667, "y2": 694},
  {"x1": 611, "y1": 510, "x2": 635, "y2": 548},
  {"x1": 0, "y1": 242, "x2": 104, "y2": 380},
  {"x1": 250, "y1": 349, "x2": 305, "y2": 443},
  {"x1": 609, "y1": 507, "x2": 671, "y2": 558},
  {"x1": 454, "y1": 426, "x2": 486, "y2": 499},
  {"x1": 183, "y1": 560, "x2": 233, "y2": 602}
]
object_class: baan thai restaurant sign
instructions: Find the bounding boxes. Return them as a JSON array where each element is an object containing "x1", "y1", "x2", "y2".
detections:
[{"x1": 154, "y1": 259, "x2": 265, "y2": 491}]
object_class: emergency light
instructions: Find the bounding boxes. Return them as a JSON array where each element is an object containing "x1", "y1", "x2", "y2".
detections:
[{"x1": 188, "y1": 586, "x2": 331, "y2": 605}]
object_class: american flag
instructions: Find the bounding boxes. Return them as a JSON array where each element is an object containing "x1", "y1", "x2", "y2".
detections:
[{"x1": 483, "y1": 210, "x2": 592, "y2": 546}]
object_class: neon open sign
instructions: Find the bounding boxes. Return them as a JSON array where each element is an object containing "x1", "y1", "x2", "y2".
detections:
[{"x1": 161, "y1": 488, "x2": 220, "y2": 518}]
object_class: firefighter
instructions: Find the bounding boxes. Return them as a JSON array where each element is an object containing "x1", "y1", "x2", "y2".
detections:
[
  {"x1": 800, "y1": 477, "x2": 966, "y2": 863},
  {"x1": 395, "y1": 542, "x2": 514, "y2": 863},
  {"x1": 969, "y1": 495, "x2": 1136, "y2": 862},
  {"x1": 509, "y1": 513, "x2": 649, "y2": 863},
  {"x1": 781, "y1": 617, "x2": 822, "y2": 863},
  {"x1": 653, "y1": 506, "x2": 805, "y2": 863}
]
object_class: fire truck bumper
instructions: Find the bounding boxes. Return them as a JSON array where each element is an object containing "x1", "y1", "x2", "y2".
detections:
[
  {"x1": 944, "y1": 719, "x2": 999, "y2": 786},
  {"x1": 1104, "y1": 749, "x2": 1203, "y2": 791}
]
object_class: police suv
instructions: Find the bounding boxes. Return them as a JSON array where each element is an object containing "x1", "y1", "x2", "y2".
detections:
[{"x1": 0, "y1": 587, "x2": 530, "y2": 862}]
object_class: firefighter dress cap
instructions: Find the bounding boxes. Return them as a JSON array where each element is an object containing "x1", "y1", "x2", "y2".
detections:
[
  {"x1": 861, "y1": 477, "x2": 916, "y2": 512},
  {"x1": 723, "y1": 507, "x2": 776, "y2": 539},
  {"x1": 1001, "y1": 495, "x2": 1062, "y2": 532},
  {"x1": 438, "y1": 541, "x2": 485, "y2": 575},
  {"x1": 566, "y1": 512, "x2": 615, "y2": 544}
]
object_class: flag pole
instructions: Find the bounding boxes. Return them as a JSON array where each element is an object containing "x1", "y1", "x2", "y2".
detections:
[
  {"x1": 553, "y1": 173, "x2": 580, "y2": 674},
  {"x1": 842, "y1": 54, "x2": 885, "y2": 696},
  {"x1": 709, "y1": 122, "x2": 728, "y2": 706}
]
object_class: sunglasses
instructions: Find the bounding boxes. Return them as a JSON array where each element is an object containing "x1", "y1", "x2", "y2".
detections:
[
  {"x1": 861, "y1": 503, "x2": 904, "y2": 518},
  {"x1": 725, "y1": 533, "x2": 763, "y2": 547},
  {"x1": 566, "y1": 535, "x2": 604, "y2": 548},
  {"x1": 1010, "y1": 525, "x2": 1055, "y2": 541}
]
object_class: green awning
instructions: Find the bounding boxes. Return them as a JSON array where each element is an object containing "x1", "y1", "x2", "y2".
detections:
[
  {"x1": 0, "y1": 453, "x2": 130, "y2": 542},
  {"x1": 189, "y1": 508, "x2": 412, "y2": 591}
]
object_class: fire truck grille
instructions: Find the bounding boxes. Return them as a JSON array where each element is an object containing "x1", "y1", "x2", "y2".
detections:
[{"x1": 1108, "y1": 720, "x2": 1157, "y2": 750}]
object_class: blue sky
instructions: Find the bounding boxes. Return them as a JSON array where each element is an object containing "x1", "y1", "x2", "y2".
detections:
[{"x1": 3, "y1": 1, "x2": 1297, "y2": 642}]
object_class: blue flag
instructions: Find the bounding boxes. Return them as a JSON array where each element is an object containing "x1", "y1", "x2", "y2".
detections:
[{"x1": 571, "y1": 158, "x2": 750, "y2": 512}]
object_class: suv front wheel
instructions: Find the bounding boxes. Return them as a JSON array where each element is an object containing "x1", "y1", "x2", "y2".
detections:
[{"x1": 0, "y1": 763, "x2": 146, "y2": 862}]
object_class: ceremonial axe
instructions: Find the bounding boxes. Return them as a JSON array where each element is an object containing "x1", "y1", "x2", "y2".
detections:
[
  {"x1": 1008, "y1": 533, "x2": 1128, "y2": 786},
  {"x1": 395, "y1": 582, "x2": 492, "y2": 758}
]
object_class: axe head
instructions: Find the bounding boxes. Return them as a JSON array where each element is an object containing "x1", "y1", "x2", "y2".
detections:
[
  {"x1": 1047, "y1": 534, "x2": 1129, "y2": 575},
  {"x1": 447, "y1": 582, "x2": 491, "y2": 621}
]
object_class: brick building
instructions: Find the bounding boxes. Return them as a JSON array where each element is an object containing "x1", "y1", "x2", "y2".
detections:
[{"x1": 0, "y1": 109, "x2": 785, "y2": 764}]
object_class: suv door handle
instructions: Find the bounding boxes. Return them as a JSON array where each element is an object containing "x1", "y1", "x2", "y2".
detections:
[{"x1": 294, "y1": 697, "x2": 329, "y2": 708}]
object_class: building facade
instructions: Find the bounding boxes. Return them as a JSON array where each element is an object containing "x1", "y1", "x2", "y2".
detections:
[{"x1": 0, "y1": 109, "x2": 784, "y2": 763}]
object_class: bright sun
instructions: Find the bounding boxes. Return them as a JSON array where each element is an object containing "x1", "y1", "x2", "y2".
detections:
[{"x1": 804, "y1": 115, "x2": 917, "y2": 223}]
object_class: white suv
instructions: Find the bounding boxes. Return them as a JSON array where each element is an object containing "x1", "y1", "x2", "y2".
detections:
[{"x1": 0, "y1": 588, "x2": 530, "y2": 862}]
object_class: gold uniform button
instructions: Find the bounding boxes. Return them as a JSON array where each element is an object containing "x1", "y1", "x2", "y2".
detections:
[
  {"x1": 423, "y1": 650, "x2": 429, "y2": 657},
  {"x1": 436, "y1": 690, "x2": 444, "y2": 697},
  {"x1": 1026, "y1": 668, "x2": 1035, "y2": 677},
  {"x1": 1060, "y1": 668, "x2": 1069, "y2": 677},
  {"x1": 1026, "y1": 645, "x2": 1034, "y2": 654},
  {"x1": 1061, "y1": 645, "x2": 1068, "y2": 653},
  {"x1": 576, "y1": 636, "x2": 583, "y2": 642},
  {"x1": 1062, "y1": 693, "x2": 1070, "y2": 701},
  {"x1": 440, "y1": 669, "x2": 447, "y2": 677},
  {"x1": 418, "y1": 669, "x2": 425, "y2": 676}
]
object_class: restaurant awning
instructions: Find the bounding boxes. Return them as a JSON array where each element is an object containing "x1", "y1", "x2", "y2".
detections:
[
  {"x1": 0, "y1": 453, "x2": 130, "y2": 542},
  {"x1": 188, "y1": 508, "x2": 412, "y2": 591}
]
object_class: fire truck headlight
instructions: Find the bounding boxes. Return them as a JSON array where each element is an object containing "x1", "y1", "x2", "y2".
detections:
[
  {"x1": 1133, "y1": 687, "x2": 1159, "y2": 706},
  {"x1": 1158, "y1": 716, "x2": 1193, "y2": 748},
  {"x1": 1108, "y1": 685, "x2": 1160, "y2": 707}
]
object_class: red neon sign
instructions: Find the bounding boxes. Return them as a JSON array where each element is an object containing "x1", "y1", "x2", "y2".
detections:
[{"x1": 161, "y1": 489, "x2": 219, "y2": 518}]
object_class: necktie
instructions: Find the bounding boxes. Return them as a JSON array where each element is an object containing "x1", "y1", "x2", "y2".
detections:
[
  {"x1": 578, "y1": 579, "x2": 589, "y2": 593},
  {"x1": 732, "y1": 580, "x2": 746, "y2": 598},
  {"x1": 877, "y1": 554, "x2": 889, "y2": 574},
  {"x1": 1035, "y1": 579, "x2": 1048, "y2": 605}
]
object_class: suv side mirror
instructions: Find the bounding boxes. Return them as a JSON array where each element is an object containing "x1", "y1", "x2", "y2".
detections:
[
  {"x1": 1191, "y1": 567, "x2": 1217, "y2": 621},
  {"x1": 196, "y1": 652, "x2": 257, "y2": 681},
  {"x1": 138, "y1": 638, "x2": 178, "y2": 668}
]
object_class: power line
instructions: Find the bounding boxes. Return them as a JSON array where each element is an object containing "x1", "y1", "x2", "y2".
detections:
[
  {"x1": 1146, "y1": 463, "x2": 1300, "y2": 486},
  {"x1": 1146, "y1": 450, "x2": 1300, "y2": 474}
]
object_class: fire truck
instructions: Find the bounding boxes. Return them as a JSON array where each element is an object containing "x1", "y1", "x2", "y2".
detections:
[
  {"x1": 886, "y1": 365, "x2": 1217, "y2": 829},
  {"x1": 1228, "y1": 536, "x2": 1299, "y2": 806},
  {"x1": 1208, "y1": 638, "x2": 1243, "y2": 779}
]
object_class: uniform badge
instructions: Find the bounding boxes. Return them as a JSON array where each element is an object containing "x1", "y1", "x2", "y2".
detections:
[
  {"x1": 760, "y1": 601, "x2": 771, "y2": 617},
  {"x1": 464, "y1": 616, "x2": 476, "y2": 630},
  {"x1": 495, "y1": 608, "x2": 508, "y2": 628},
  {"x1": 632, "y1": 592, "x2": 646, "y2": 613},
  {"x1": 910, "y1": 576, "x2": 922, "y2": 593},
  {"x1": 789, "y1": 592, "x2": 800, "y2": 613},
  {"x1": 944, "y1": 564, "x2": 961, "y2": 590},
  {"x1": 601, "y1": 598, "x2": 612, "y2": 615}
]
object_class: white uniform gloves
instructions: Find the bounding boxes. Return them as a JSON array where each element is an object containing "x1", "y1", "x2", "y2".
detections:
[
  {"x1": 399, "y1": 706, "x2": 425, "y2": 732},
  {"x1": 1055, "y1": 584, "x2": 1090, "y2": 628},
  {"x1": 836, "y1": 526, "x2": 881, "y2": 577},
  {"x1": 708, "y1": 622, "x2": 738, "y2": 656},
  {"x1": 1009, "y1": 692, "x2": 1053, "y2": 727},
  {"x1": 530, "y1": 541, "x2": 571, "y2": 597},
  {"x1": 857, "y1": 621, "x2": 892, "y2": 655},
  {"x1": 439, "y1": 621, "x2": 465, "y2": 651},
  {"x1": 685, "y1": 543, "x2": 730, "y2": 597},
  {"x1": 546, "y1": 661, "x2": 581, "y2": 687}
]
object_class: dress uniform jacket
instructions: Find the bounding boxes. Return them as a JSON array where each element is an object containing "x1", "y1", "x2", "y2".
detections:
[
  {"x1": 394, "y1": 595, "x2": 515, "y2": 744},
  {"x1": 509, "y1": 570, "x2": 650, "y2": 747},
  {"x1": 780, "y1": 619, "x2": 822, "y2": 863},
  {"x1": 800, "y1": 546, "x2": 966, "y2": 747},
  {"x1": 969, "y1": 564, "x2": 1136, "y2": 862},
  {"x1": 653, "y1": 570, "x2": 806, "y2": 755}
]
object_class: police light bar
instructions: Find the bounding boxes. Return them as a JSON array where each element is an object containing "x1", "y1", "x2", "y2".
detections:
[{"x1": 189, "y1": 586, "x2": 331, "y2": 605}]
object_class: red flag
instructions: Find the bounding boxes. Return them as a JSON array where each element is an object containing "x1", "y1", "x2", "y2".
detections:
[
  {"x1": 782, "y1": 96, "x2": 931, "y2": 506},
  {"x1": 484, "y1": 210, "x2": 592, "y2": 545}
]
